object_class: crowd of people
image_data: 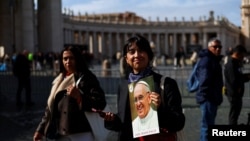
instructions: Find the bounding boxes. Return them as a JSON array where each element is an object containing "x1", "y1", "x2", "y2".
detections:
[
  {"x1": 0, "y1": 34, "x2": 249, "y2": 141},
  {"x1": 0, "y1": 51, "x2": 60, "y2": 72},
  {"x1": 0, "y1": 49, "x2": 95, "y2": 73}
]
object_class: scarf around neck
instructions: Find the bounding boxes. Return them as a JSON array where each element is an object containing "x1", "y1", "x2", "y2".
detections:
[{"x1": 128, "y1": 67, "x2": 152, "y2": 83}]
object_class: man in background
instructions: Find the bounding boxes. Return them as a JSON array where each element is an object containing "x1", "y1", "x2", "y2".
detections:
[
  {"x1": 13, "y1": 49, "x2": 34, "y2": 108},
  {"x1": 195, "y1": 38, "x2": 224, "y2": 141},
  {"x1": 224, "y1": 45, "x2": 250, "y2": 125}
]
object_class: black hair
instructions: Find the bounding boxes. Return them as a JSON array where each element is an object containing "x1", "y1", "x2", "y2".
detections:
[
  {"x1": 232, "y1": 44, "x2": 247, "y2": 54},
  {"x1": 59, "y1": 46, "x2": 89, "y2": 75},
  {"x1": 122, "y1": 34, "x2": 154, "y2": 61},
  {"x1": 121, "y1": 34, "x2": 154, "y2": 78}
]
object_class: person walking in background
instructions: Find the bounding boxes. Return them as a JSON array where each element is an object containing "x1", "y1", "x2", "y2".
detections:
[
  {"x1": 101, "y1": 34, "x2": 185, "y2": 141},
  {"x1": 12, "y1": 49, "x2": 33, "y2": 108},
  {"x1": 175, "y1": 46, "x2": 186, "y2": 68},
  {"x1": 195, "y1": 38, "x2": 224, "y2": 141},
  {"x1": 224, "y1": 45, "x2": 250, "y2": 125},
  {"x1": 33, "y1": 46, "x2": 106, "y2": 141},
  {"x1": 190, "y1": 49, "x2": 198, "y2": 68}
]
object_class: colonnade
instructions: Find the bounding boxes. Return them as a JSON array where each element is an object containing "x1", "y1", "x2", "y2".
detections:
[
  {"x1": 63, "y1": 24, "x2": 239, "y2": 61},
  {"x1": 0, "y1": 0, "x2": 241, "y2": 61}
]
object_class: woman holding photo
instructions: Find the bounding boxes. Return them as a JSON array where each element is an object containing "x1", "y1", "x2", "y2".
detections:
[{"x1": 101, "y1": 34, "x2": 185, "y2": 141}]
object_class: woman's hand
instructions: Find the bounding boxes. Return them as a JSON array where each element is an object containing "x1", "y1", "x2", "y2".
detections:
[
  {"x1": 150, "y1": 92, "x2": 161, "y2": 108},
  {"x1": 92, "y1": 108, "x2": 115, "y2": 121},
  {"x1": 67, "y1": 85, "x2": 81, "y2": 99},
  {"x1": 103, "y1": 112, "x2": 115, "y2": 121},
  {"x1": 33, "y1": 131, "x2": 43, "y2": 141},
  {"x1": 67, "y1": 85, "x2": 82, "y2": 106}
]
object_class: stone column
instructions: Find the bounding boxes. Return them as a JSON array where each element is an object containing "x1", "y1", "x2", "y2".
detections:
[
  {"x1": 101, "y1": 32, "x2": 105, "y2": 57},
  {"x1": 203, "y1": 32, "x2": 207, "y2": 48},
  {"x1": 124, "y1": 33, "x2": 129, "y2": 42},
  {"x1": 165, "y1": 32, "x2": 169, "y2": 55},
  {"x1": 156, "y1": 33, "x2": 160, "y2": 56},
  {"x1": 63, "y1": 29, "x2": 67, "y2": 44},
  {"x1": 116, "y1": 33, "x2": 121, "y2": 52},
  {"x1": 199, "y1": 32, "x2": 203, "y2": 46},
  {"x1": 89, "y1": 33, "x2": 93, "y2": 54},
  {"x1": 0, "y1": 0, "x2": 13, "y2": 53},
  {"x1": 70, "y1": 30, "x2": 74, "y2": 45},
  {"x1": 173, "y1": 33, "x2": 177, "y2": 56},
  {"x1": 191, "y1": 33, "x2": 196, "y2": 45},
  {"x1": 84, "y1": 31, "x2": 89, "y2": 45},
  {"x1": 71, "y1": 30, "x2": 75, "y2": 44},
  {"x1": 108, "y1": 32, "x2": 112, "y2": 58},
  {"x1": 148, "y1": 33, "x2": 152, "y2": 42},
  {"x1": 182, "y1": 32, "x2": 185, "y2": 47},
  {"x1": 79, "y1": 31, "x2": 82, "y2": 44},
  {"x1": 15, "y1": 0, "x2": 35, "y2": 53},
  {"x1": 38, "y1": 0, "x2": 62, "y2": 53},
  {"x1": 218, "y1": 30, "x2": 226, "y2": 54},
  {"x1": 93, "y1": 31, "x2": 98, "y2": 58},
  {"x1": 65, "y1": 29, "x2": 69, "y2": 44}
]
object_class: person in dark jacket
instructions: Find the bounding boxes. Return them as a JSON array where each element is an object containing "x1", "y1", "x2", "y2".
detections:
[
  {"x1": 195, "y1": 38, "x2": 224, "y2": 141},
  {"x1": 12, "y1": 49, "x2": 33, "y2": 107},
  {"x1": 100, "y1": 34, "x2": 185, "y2": 141},
  {"x1": 33, "y1": 46, "x2": 106, "y2": 141},
  {"x1": 175, "y1": 46, "x2": 186, "y2": 68},
  {"x1": 224, "y1": 45, "x2": 249, "y2": 125}
]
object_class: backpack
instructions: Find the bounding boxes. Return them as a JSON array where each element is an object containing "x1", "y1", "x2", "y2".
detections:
[{"x1": 186, "y1": 61, "x2": 199, "y2": 93}]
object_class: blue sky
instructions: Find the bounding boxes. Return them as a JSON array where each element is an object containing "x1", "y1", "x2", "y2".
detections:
[{"x1": 62, "y1": 0, "x2": 242, "y2": 27}]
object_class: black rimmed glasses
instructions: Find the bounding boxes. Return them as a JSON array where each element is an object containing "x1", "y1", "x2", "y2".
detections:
[{"x1": 211, "y1": 45, "x2": 222, "y2": 49}]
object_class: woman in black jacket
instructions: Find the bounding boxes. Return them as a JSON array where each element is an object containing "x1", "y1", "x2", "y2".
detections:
[{"x1": 102, "y1": 34, "x2": 185, "y2": 141}]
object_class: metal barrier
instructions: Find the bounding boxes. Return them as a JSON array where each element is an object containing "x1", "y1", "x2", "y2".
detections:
[{"x1": 0, "y1": 66, "x2": 250, "y2": 105}]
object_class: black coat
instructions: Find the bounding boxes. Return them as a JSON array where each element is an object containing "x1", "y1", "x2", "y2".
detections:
[
  {"x1": 13, "y1": 54, "x2": 31, "y2": 78},
  {"x1": 35, "y1": 71, "x2": 106, "y2": 139},
  {"x1": 224, "y1": 56, "x2": 249, "y2": 98}
]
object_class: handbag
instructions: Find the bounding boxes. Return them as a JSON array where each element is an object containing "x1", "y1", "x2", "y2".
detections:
[
  {"x1": 76, "y1": 74, "x2": 118, "y2": 141},
  {"x1": 85, "y1": 104, "x2": 118, "y2": 141}
]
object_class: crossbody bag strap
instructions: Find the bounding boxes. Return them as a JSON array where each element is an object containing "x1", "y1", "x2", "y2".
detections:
[{"x1": 160, "y1": 75, "x2": 167, "y2": 107}]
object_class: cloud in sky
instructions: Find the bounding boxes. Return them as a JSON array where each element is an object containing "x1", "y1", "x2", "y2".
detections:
[{"x1": 62, "y1": 0, "x2": 241, "y2": 27}]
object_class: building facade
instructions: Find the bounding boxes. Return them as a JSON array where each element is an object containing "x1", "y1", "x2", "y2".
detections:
[
  {"x1": 0, "y1": 0, "x2": 248, "y2": 61},
  {"x1": 241, "y1": 0, "x2": 250, "y2": 49}
]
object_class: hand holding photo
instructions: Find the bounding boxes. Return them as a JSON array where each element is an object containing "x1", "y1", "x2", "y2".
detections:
[{"x1": 92, "y1": 108, "x2": 106, "y2": 118}]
